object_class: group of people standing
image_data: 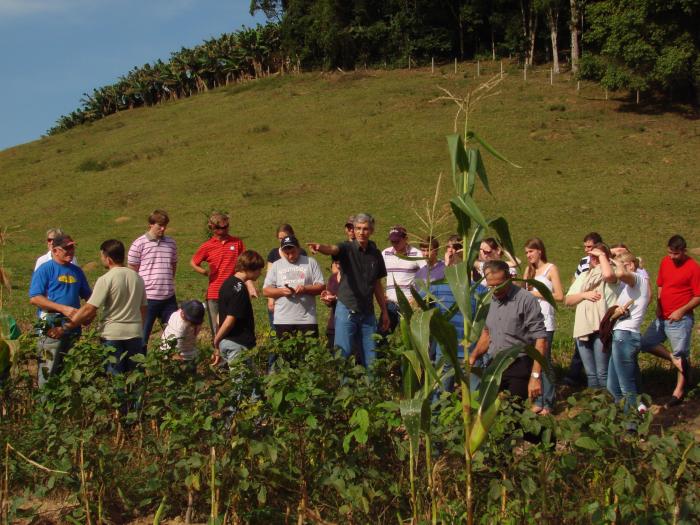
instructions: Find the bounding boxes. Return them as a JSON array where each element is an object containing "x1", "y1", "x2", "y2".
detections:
[{"x1": 27, "y1": 210, "x2": 699, "y2": 414}]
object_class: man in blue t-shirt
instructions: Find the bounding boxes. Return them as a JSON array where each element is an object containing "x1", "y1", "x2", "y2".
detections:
[{"x1": 29, "y1": 234, "x2": 91, "y2": 387}]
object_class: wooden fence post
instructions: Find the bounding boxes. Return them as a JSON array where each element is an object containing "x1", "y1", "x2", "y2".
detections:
[
  {"x1": 550, "y1": 68, "x2": 553, "y2": 85},
  {"x1": 408, "y1": 56, "x2": 411, "y2": 70},
  {"x1": 523, "y1": 64, "x2": 527, "y2": 82},
  {"x1": 431, "y1": 57, "x2": 434, "y2": 74},
  {"x1": 454, "y1": 58, "x2": 457, "y2": 74},
  {"x1": 500, "y1": 60, "x2": 503, "y2": 78},
  {"x1": 477, "y1": 60, "x2": 480, "y2": 77}
]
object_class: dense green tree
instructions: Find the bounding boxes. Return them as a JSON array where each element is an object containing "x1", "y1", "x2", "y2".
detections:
[{"x1": 581, "y1": 0, "x2": 700, "y2": 100}]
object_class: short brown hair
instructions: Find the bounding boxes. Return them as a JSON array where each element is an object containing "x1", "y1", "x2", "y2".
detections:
[
  {"x1": 149, "y1": 209, "x2": 169, "y2": 225},
  {"x1": 235, "y1": 250, "x2": 265, "y2": 272},
  {"x1": 420, "y1": 236, "x2": 439, "y2": 250}
]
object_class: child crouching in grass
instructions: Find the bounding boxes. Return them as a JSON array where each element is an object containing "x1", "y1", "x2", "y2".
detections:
[{"x1": 161, "y1": 300, "x2": 206, "y2": 362}]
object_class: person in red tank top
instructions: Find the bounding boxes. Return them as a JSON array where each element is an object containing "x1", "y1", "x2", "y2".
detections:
[{"x1": 641, "y1": 235, "x2": 700, "y2": 407}]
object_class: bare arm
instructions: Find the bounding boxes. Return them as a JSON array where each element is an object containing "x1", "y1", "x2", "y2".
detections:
[
  {"x1": 374, "y1": 280, "x2": 390, "y2": 332},
  {"x1": 564, "y1": 290, "x2": 601, "y2": 307},
  {"x1": 528, "y1": 336, "x2": 548, "y2": 398},
  {"x1": 545, "y1": 264, "x2": 564, "y2": 302},
  {"x1": 46, "y1": 303, "x2": 98, "y2": 338},
  {"x1": 307, "y1": 243, "x2": 340, "y2": 257},
  {"x1": 469, "y1": 327, "x2": 490, "y2": 365},
  {"x1": 30, "y1": 295, "x2": 78, "y2": 318},
  {"x1": 669, "y1": 296, "x2": 700, "y2": 322},
  {"x1": 211, "y1": 315, "x2": 236, "y2": 366},
  {"x1": 615, "y1": 264, "x2": 637, "y2": 287},
  {"x1": 591, "y1": 249, "x2": 616, "y2": 283},
  {"x1": 128, "y1": 263, "x2": 139, "y2": 272},
  {"x1": 245, "y1": 280, "x2": 258, "y2": 299},
  {"x1": 190, "y1": 257, "x2": 209, "y2": 276},
  {"x1": 263, "y1": 286, "x2": 294, "y2": 299}
]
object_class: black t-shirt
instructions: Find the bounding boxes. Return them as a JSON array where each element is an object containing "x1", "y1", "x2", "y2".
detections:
[
  {"x1": 267, "y1": 247, "x2": 307, "y2": 264},
  {"x1": 335, "y1": 240, "x2": 387, "y2": 315},
  {"x1": 218, "y1": 275, "x2": 256, "y2": 348}
]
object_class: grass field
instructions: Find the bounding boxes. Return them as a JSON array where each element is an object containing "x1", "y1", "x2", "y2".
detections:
[{"x1": 2, "y1": 63, "x2": 700, "y2": 392}]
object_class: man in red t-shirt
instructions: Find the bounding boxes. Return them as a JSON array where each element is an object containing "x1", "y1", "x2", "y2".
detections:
[
  {"x1": 641, "y1": 235, "x2": 700, "y2": 406},
  {"x1": 190, "y1": 212, "x2": 257, "y2": 337}
]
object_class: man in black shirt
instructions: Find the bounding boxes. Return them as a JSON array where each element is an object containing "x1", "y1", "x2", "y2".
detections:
[
  {"x1": 212, "y1": 250, "x2": 265, "y2": 366},
  {"x1": 308, "y1": 213, "x2": 390, "y2": 369}
]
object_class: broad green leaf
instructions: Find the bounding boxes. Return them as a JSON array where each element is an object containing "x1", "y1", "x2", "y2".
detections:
[
  {"x1": 450, "y1": 194, "x2": 488, "y2": 229},
  {"x1": 429, "y1": 311, "x2": 465, "y2": 385},
  {"x1": 512, "y1": 278, "x2": 557, "y2": 310},
  {"x1": 395, "y1": 285, "x2": 414, "y2": 322},
  {"x1": 466, "y1": 130, "x2": 522, "y2": 168},
  {"x1": 449, "y1": 201, "x2": 471, "y2": 238},
  {"x1": 468, "y1": 289, "x2": 492, "y2": 344},
  {"x1": 469, "y1": 396, "x2": 500, "y2": 453},
  {"x1": 447, "y1": 133, "x2": 469, "y2": 194},
  {"x1": 445, "y1": 261, "x2": 473, "y2": 322},
  {"x1": 477, "y1": 346, "x2": 522, "y2": 421},
  {"x1": 401, "y1": 350, "x2": 422, "y2": 383},
  {"x1": 409, "y1": 286, "x2": 429, "y2": 311},
  {"x1": 467, "y1": 148, "x2": 491, "y2": 195},
  {"x1": 409, "y1": 309, "x2": 440, "y2": 385},
  {"x1": 399, "y1": 397, "x2": 423, "y2": 462},
  {"x1": 487, "y1": 217, "x2": 516, "y2": 267},
  {"x1": 465, "y1": 226, "x2": 485, "y2": 272},
  {"x1": 419, "y1": 397, "x2": 431, "y2": 434},
  {"x1": 574, "y1": 437, "x2": 600, "y2": 451}
]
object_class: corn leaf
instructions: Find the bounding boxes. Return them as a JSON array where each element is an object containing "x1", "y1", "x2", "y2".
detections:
[
  {"x1": 445, "y1": 261, "x2": 473, "y2": 321},
  {"x1": 467, "y1": 148, "x2": 491, "y2": 195},
  {"x1": 511, "y1": 278, "x2": 558, "y2": 310},
  {"x1": 450, "y1": 194, "x2": 488, "y2": 229},
  {"x1": 429, "y1": 311, "x2": 465, "y2": 385},
  {"x1": 487, "y1": 217, "x2": 516, "y2": 267},
  {"x1": 466, "y1": 130, "x2": 522, "y2": 168},
  {"x1": 469, "y1": 396, "x2": 501, "y2": 453},
  {"x1": 409, "y1": 309, "x2": 440, "y2": 385},
  {"x1": 447, "y1": 133, "x2": 469, "y2": 194}
]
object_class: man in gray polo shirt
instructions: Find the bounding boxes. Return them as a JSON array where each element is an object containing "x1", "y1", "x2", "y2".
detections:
[
  {"x1": 469, "y1": 260, "x2": 548, "y2": 400},
  {"x1": 263, "y1": 235, "x2": 325, "y2": 339}
]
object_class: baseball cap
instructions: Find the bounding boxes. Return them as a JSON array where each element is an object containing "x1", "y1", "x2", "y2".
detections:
[
  {"x1": 280, "y1": 235, "x2": 300, "y2": 249},
  {"x1": 181, "y1": 300, "x2": 205, "y2": 325},
  {"x1": 388, "y1": 225, "x2": 407, "y2": 242},
  {"x1": 52, "y1": 234, "x2": 76, "y2": 249}
]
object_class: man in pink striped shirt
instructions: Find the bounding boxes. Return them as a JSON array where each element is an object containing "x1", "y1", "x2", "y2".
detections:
[{"x1": 128, "y1": 210, "x2": 178, "y2": 346}]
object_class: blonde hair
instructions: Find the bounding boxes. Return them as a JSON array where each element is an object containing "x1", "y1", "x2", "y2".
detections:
[{"x1": 615, "y1": 251, "x2": 639, "y2": 270}]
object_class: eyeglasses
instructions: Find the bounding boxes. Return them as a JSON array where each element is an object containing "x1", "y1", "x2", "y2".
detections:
[
  {"x1": 480, "y1": 248, "x2": 494, "y2": 255},
  {"x1": 448, "y1": 244, "x2": 463, "y2": 250},
  {"x1": 56, "y1": 245, "x2": 75, "y2": 252},
  {"x1": 211, "y1": 223, "x2": 229, "y2": 230},
  {"x1": 47, "y1": 238, "x2": 55, "y2": 242}
]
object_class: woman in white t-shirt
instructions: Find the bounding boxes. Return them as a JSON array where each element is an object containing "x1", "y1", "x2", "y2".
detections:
[
  {"x1": 607, "y1": 252, "x2": 650, "y2": 413},
  {"x1": 522, "y1": 238, "x2": 564, "y2": 415}
]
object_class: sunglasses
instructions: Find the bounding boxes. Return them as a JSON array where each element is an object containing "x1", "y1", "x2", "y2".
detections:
[
  {"x1": 211, "y1": 223, "x2": 229, "y2": 230},
  {"x1": 344, "y1": 224, "x2": 354, "y2": 229},
  {"x1": 448, "y1": 244, "x2": 463, "y2": 250},
  {"x1": 47, "y1": 238, "x2": 55, "y2": 242}
]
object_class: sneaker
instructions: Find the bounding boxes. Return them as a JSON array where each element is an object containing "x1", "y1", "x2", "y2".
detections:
[{"x1": 637, "y1": 403, "x2": 648, "y2": 415}]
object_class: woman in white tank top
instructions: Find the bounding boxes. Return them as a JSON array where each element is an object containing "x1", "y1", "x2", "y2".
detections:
[{"x1": 522, "y1": 238, "x2": 564, "y2": 415}]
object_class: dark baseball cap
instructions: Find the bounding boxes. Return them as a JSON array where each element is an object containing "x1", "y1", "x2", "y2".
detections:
[
  {"x1": 52, "y1": 234, "x2": 76, "y2": 249},
  {"x1": 280, "y1": 235, "x2": 300, "y2": 249},
  {"x1": 181, "y1": 300, "x2": 205, "y2": 325}
]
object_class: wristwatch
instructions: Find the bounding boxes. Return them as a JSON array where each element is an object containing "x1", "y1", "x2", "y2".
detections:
[{"x1": 530, "y1": 372, "x2": 541, "y2": 379}]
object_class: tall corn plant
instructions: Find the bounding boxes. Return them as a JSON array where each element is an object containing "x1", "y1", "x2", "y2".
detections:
[{"x1": 396, "y1": 77, "x2": 555, "y2": 525}]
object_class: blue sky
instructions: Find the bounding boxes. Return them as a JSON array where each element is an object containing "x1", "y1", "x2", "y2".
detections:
[{"x1": 0, "y1": 0, "x2": 264, "y2": 150}]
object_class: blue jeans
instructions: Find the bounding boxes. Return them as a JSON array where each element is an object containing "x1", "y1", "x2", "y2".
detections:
[
  {"x1": 434, "y1": 344, "x2": 485, "y2": 394},
  {"x1": 534, "y1": 331, "x2": 556, "y2": 410},
  {"x1": 607, "y1": 330, "x2": 641, "y2": 412},
  {"x1": 103, "y1": 338, "x2": 144, "y2": 375},
  {"x1": 143, "y1": 295, "x2": 178, "y2": 345},
  {"x1": 641, "y1": 315, "x2": 694, "y2": 359},
  {"x1": 219, "y1": 339, "x2": 249, "y2": 367},
  {"x1": 576, "y1": 333, "x2": 609, "y2": 389},
  {"x1": 334, "y1": 301, "x2": 377, "y2": 369},
  {"x1": 37, "y1": 333, "x2": 78, "y2": 387}
]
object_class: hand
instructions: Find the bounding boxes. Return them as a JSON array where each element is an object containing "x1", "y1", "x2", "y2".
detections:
[
  {"x1": 528, "y1": 376, "x2": 542, "y2": 399},
  {"x1": 583, "y1": 290, "x2": 601, "y2": 302},
  {"x1": 306, "y1": 243, "x2": 320, "y2": 254},
  {"x1": 62, "y1": 306, "x2": 78, "y2": 318},
  {"x1": 47, "y1": 326, "x2": 64, "y2": 339},
  {"x1": 294, "y1": 284, "x2": 306, "y2": 295},
  {"x1": 248, "y1": 288, "x2": 259, "y2": 299},
  {"x1": 468, "y1": 354, "x2": 477, "y2": 367},
  {"x1": 211, "y1": 348, "x2": 221, "y2": 366},
  {"x1": 668, "y1": 309, "x2": 685, "y2": 322},
  {"x1": 615, "y1": 305, "x2": 628, "y2": 317},
  {"x1": 589, "y1": 248, "x2": 606, "y2": 258},
  {"x1": 320, "y1": 291, "x2": 336, "y2": 306},
  {"x1": 381, "y1": 311, "x2": 391, "y2": 333},
  {"x1": 280, "y1": 286, "x2": 294, "y2": 297}
]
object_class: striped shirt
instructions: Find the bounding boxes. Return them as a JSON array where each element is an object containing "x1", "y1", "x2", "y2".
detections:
[
  {"x1": 192, "y1": 235, "x2": 245, "y2": 300},
  {"x1": 382, "y1": 245, "x2": 426, "y2": 303},
  {"x1": 128, "y1": 234, "x2": 177, "y2": 300},
  {"x1": 574, "y1": 255, "x2": 590, "y2": 277}
]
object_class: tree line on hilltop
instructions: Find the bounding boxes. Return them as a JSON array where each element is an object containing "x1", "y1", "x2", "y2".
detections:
[{"x1": 48, "y1": 0, "x2": 700, "y2": 135}]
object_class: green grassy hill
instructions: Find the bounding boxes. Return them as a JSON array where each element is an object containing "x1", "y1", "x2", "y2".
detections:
[{"x1": 2, "y1": 66, "x2": 699, "y2": 346}]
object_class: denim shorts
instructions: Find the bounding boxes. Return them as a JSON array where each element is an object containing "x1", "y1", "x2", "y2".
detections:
[
  {"x1": 219, "y1": 339, "x2": 249, "y2": 366},
  {"x1": 641, "y1": 315, "x2": 694, "y2": 359}
]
